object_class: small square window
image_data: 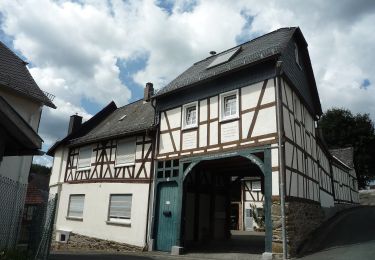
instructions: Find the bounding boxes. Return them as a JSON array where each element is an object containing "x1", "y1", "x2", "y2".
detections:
[
  {"x1": 108, "y1": 194, "x2": 132, "y2": 223},
  {"x1": 68, "y1": 195, "x2": 85, "y2": 219},
  {"x1": 182, "y1": 102, "x2": 198, "y2": 129},
  {"x1": 220, "y1": 90, "x2": 239, "y2": 121}
]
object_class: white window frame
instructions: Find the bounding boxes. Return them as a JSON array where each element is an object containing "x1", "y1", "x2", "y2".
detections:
[
  {"x1": 115, "y1": 138, "x2": 136, "y2": 167},
  {"x1": 219, "y1": 89, "x2": 239, "y2": 122},
  {"x1": 77, "y1": 146, "x2": 93, "y2": 170},
  {"x1": 67, "y1": 194, "x2": 85, "y2": 219},
  {"x1": 182, "y1": 101, "x2": 198, "y2": 130},
  {"x1": 107, "y1": 194, "x2": 132, "y2": 225}
]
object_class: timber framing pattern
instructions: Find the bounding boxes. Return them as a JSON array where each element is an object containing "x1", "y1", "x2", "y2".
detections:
[
  {"x1": 64, "y1": 134, "x2": 153, "y2": 183},
  {"x1": 157, "y1": 79, "x2": 279, "y2": 160}
]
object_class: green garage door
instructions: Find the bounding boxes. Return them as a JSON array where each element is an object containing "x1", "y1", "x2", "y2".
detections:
[{"x1": 155, "y1": 181, "x2": 179, "y2": 251}]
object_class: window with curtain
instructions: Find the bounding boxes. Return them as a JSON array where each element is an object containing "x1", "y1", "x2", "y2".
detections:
[
  {"x1": 115, "y1": 138, "x2": 136, "y2": 166},
  {"x1": 77, "y1": 146, "x2": 92, "y2": 169},
  {"x1": 68, "y1": 194, "x2": 85, "y2": 218},
  {"x1": 108, "y1": 194, "x2": 132, "y2": 222}
]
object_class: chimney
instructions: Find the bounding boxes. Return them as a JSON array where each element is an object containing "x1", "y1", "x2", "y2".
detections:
[
  {"x1": 68, "y1": 114, "x2": 82, "y2": 135},
  {"x1": 144, "y1": 82, "x2": 154, "y2": 102}
]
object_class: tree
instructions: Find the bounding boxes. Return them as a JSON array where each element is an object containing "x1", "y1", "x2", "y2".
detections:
[
  {"x1": 318, "y1": 108, "x2": 375, "y2": 188},
  {"x1": 30, "y1": 163, "x2": 51, "y2": 176}
]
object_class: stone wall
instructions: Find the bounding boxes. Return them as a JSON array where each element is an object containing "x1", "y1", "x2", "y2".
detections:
[
  {"x1": 52, "y1": 233, "x2": 143, "y2": 252},
  {"x1": 271, "y1": 199, "x2": 325, "y2": 258},
  {"x1": 285, "y1": 200, "x2": 324, "y2": 256}
]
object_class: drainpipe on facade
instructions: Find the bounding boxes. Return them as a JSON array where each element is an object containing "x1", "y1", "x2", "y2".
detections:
[{"x1": 275, "y1": 60, "x2": 287, "y2": 260}]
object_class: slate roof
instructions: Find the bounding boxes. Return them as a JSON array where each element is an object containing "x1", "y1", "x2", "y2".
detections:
[
  {"x1": 0, "y1": 41, "x2": 55, "y2": 108},
  {"x1": 69, "y1": 99, "x2": 155, "y2": 146},
  {"x1": 330, "y1": 147, "x2": 355, "y2": 168},
  {"x1": 155, "y1": 27, "x2": 297, "y2": 97}
]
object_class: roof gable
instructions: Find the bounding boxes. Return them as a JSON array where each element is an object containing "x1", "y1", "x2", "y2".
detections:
[{"x1": 0, "y1": 41, "x2": 55, "y2": 108}]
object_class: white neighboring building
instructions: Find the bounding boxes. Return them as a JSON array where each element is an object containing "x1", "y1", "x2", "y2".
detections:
[
  {"x1": 0, "y1": 41, "x2": 55, "y2": 248},
  {"x1": 48, "y1": 84, "x2": 155, "y2": 249}
]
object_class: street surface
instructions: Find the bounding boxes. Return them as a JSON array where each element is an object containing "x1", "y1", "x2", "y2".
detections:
[{"x1": 298, "y1": 206, "x2": 375, "y2": 260}]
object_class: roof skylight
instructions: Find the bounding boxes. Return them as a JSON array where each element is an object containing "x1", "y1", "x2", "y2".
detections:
[{"x1": 207, "y1": 47, "x2": 241, "y2": 69}]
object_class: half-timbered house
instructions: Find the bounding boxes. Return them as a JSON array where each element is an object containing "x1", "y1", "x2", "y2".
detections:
[
  {"x1": 148, "y1": 27, "x2": 359, "y2": 258},
  {"x1": 48, "y1": 85, "x2": 155, "y2": 249},
  {"x1": 48, "y1": 27, "x2": 359, "y2": 258}
]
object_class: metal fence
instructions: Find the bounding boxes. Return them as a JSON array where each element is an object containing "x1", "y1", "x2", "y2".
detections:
[
  {"x1": 28, "y1": 194, "x2": 58, "y2": 260},
  {"x1": 0, "y1": 175, "x2": 27, "y2": 249},
  {"x1": 0, "y1": 174, "x2": 58, "y2": 259}
]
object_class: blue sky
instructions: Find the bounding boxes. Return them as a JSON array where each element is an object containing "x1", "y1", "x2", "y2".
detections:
[{"x1": 0, "y1": 0, "x2": 374, "y2": 166}]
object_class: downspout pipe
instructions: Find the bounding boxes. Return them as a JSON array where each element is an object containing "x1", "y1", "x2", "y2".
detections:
[{"x1": 275, "y1": 60, "x2": 288, "y2": 259}]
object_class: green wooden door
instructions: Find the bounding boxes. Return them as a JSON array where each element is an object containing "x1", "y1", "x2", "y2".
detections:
[{"x1": 155, "y1": 181, "x2": 179, "y2": 251}]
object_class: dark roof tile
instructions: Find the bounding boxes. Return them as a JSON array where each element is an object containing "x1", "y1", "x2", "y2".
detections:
[
  {"x1": 69, "y1": 99, "x2": 154, "y2": 145},
  {"x1": 155, "y1": 27, "x2": 296, "y2": 97},
  {"x1": 0, "y1": 41, "x2": 55, "y2": 108}
]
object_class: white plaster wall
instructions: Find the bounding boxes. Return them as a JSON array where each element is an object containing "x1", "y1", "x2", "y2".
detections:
[
  {"x1": 50, "y1": 147, "x2": 68, "y2": 186},
  {"x1": 159, "y1": 133, "x2": 174, "y2": 154},
  {"x1": 241, "y1": 81, "x2": 263, "y2": 110},
  {"x1": 55, "y1": 182, "x2": 150, "y2": 247},
  {"x1": 252, "y1": 107, "x2": 277, "y2": 137},
  {"x1": 320, "y1": 190, "x2": 334, "y2": 207},
  {"x1": 209, "y1": 96, "x2": 218, "y2": 119},
  {"x1": 199, "y1": 100, "x2": 207, "y2": 122},
  {"x1": 166, "y1": 108, "x2": 181, "y2": 129},
  {"x1": 0, "y1": 90, "x2": 43, "y2": 184}
]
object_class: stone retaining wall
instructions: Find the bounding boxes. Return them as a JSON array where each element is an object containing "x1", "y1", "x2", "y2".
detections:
[
  {"x1": 285, "y1": 200, "x2": 324, "y2": 256},
  {"x1": 52, "y1": 232, "x2": 143, "y2": 252},
  {"x1": 271, "y1": 199, "x2": 325, "y2": 258}
]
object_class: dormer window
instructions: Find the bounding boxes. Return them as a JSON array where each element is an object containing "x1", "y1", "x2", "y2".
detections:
[
  {"x1": 295, "y1": 43, "x2": 301, "y2": 69},
  {"x1": 220, "y1": 90, "x2": 239, "y2": 121},
  {"x1": 182, "y1": 102, "x2": 198, "y2": 129}
]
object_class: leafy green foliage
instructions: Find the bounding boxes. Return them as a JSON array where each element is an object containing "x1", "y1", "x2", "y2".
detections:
[
  {"x1": 318, "y1": 108, "x2": 375, "y2": 188},
  {"x1": 30, "y1": 163, "x2": 51, "y2": 176}
]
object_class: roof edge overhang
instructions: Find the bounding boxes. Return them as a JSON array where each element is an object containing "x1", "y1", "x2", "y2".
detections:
[
  {"x1": 0, "y1": 81, "x2": 56, "y2": 109},
  {"x1": 152, "y1": 54, "x2": 280, "y2": 101},
  {"x1": 47, "y1": 101, "x2": 118, "y2": 156},
  {"x1": 68, "y1": 126, "x2": 156, "y2": 148},
  {"x1": 0, "y1": 96, "x2": 43, "y2": 154}
]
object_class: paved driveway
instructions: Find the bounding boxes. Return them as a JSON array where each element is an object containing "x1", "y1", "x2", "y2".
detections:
[{"x1": 298, "y1": 206, "x2": 375, "y2": 260}]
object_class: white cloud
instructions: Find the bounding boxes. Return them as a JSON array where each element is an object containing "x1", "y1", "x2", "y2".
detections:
[{"x1": 1, "y1": 0, "x2": 375, "y2": 166}]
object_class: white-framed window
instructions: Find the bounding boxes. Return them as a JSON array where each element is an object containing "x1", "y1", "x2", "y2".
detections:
[
  {"x1": 219, "y1": 90, "x2": 239, "y2": 121},
  {"x1": 295, "y1": 43, "x2": 301, "y2": 68},
  {"x1": 182, "y1": 101, "x2": 198, "y2": 129},
  {"x1": 67, "y1": 194, "x2": 85, "y2": 219},
  {"x1": 115, "y1": 138, "x2": 136, "y2": 167},
  {"x1": 77, "y1": 146, "x2": 92, "y2": 170},
  {"x1": 108, "y1": 194, "x2": 132, "y2": 223}
]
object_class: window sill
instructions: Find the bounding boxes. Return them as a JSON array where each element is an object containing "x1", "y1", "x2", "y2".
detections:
[
  {"x1": 66, "y1": 216, "x2": 83, "y2": 221},
  {"x1": 219, "y1": 116, "x2": 239, "y2": 123},
  {"x1": 181, "y1": 125, "x2": 198, "y2": 131},
  {"x1": 106, "y1": 220, "x2": 131, "y2": 227},
  {"x1": 114, "y1": 163, "x2": 135, "y2": 168},
  {"x1": 76, "y1": 167, "x2": 91, "y2": 172}
]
